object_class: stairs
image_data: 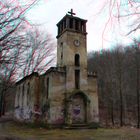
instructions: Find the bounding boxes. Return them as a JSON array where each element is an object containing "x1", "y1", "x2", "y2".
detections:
[{"x1": 64, "y1": 123, "x2": 91, "y2": 129}]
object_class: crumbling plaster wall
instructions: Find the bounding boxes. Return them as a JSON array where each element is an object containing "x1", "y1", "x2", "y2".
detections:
[
  {"x1": 87, "y1": 76, "x2": 99, "y2": 123},
  {"x1": 42, "y1": 71, "x2": 66, "y2": 124},
  {"x1": 14, "y1": 75, "x2": 39, "y2": 122}
]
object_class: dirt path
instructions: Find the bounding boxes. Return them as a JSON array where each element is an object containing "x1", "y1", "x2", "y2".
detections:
[{"x1": 0, "y1": 120, "x2": 140, "y2": 140}]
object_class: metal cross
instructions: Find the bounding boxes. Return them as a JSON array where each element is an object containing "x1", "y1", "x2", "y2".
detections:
[{"x1": 68, "y1": 9, "x2": 76, "y2": 16}]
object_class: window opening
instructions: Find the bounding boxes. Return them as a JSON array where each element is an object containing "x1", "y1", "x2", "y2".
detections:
[
  {"x1": 22, "y1": 84, "x2": 24, "y2": 107},
  {"x1": 46, "y1": 77, "x2": 49, "y2": 99},
  {"x1": 75, "y1": 20, "x2": 79, "y2": 30},
  {"x1": 75, "y1": 70, "x2": 80, "y2": 89},
  {"x1": 75, "y1": 54, "x2": 80, "y2": 66},
  {"x1": 69, "y1": 18, "x2": 73, "y2": 29},
  {"x1": 27, "y1": 82, "x2": 30, "y2": 106}
]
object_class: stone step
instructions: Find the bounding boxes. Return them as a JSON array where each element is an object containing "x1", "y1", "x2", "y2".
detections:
[
  {"x1": 64, "y1": 123, "x2": 91, "y2": 129},
  {"x1": 0, "y1": 115, "x2": 13, "y2": 123}
]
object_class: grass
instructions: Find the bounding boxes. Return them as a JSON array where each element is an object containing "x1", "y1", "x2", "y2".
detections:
[{"x1": 0, "y1": 122, "x2": 140, "y2": 140}]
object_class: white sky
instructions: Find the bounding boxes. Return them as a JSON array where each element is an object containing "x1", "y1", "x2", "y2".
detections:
[{"x1": 25, "y1": 0, "x2": 140, "y2": 51}]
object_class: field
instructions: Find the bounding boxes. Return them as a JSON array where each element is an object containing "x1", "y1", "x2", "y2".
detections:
[{"x1": 0, "y1": 122, "x2": 140, "y2": 140}]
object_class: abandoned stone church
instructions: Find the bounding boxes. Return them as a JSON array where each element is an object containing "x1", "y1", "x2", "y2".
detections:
[{"x1": 14, "y1": 10, "x2": 99, "y2": 126}]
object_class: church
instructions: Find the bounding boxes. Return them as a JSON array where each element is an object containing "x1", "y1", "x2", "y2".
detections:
[{"x1": 14, "y1": 10, "x2": 99, "y2": 127}]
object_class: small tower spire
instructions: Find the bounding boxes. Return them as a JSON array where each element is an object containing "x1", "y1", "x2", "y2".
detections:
[{"x1": 68, "y1": 9, "x2": 76, "y2": 16}]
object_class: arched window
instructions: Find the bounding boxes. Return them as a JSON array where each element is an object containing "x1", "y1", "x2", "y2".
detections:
[
  {"x1": 27, "y1": 82, "x2": 30, "y2": 106},
  {"x1": 75, "y1": 54, "x2": 80, "y2": 66},
  {"x1": 22, "y1": 84, "x2": 24, "y2": 107},
  {"x1": 46, "y1": 77, "x2": 49, "y2": 99}
]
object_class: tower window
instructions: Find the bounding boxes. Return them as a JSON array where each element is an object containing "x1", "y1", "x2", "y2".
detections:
[
  {"x1": 60, "y1": 23, "x2": 63, "y2": 33},
  {"x1": 75, "y1": 70, "x2": 80, "y2": 89},
  {"x1": 69, "y1": 18, "x2": 73, "y2": 29},
  {"x1": 58, "y1": 24, "x2": 60, "y2": 35},
  {"x1": 75, "y1": 20, "x2": 79, "y2": 30},
  {"x1": 81, "y1": 24, "x2": 84, "y2": 32},
  {"x1": 81, "y1": 21, "x2": 86, "y2": 32},
  {"x1": 63, "y1": 20, "x2": 66, "y2": 29},
  {"x1": 75, "y1": 54, "x2": 80, "y2": 66}
]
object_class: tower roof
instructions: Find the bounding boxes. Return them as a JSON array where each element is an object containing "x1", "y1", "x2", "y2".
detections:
[
  {"x1": 56, "y1": 9, "x2": 87, "y2": 38},
  {"x1": 56, "y1": 14, "x2": 87, "y2": 26}
]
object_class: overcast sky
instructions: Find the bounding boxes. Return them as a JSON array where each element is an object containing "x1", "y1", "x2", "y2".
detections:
[{"x1": 25, "y1": 0, "x2": 140, "y2": 51}]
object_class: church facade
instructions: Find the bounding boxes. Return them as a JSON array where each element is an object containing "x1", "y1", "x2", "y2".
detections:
[{"x1": 14, "y1": 10, "x2": 99, "y2": 126}]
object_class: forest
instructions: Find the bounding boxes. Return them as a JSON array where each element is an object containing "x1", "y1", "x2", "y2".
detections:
[{"x1": 88, "y1": 42, "x2": 140, "y2": 128}]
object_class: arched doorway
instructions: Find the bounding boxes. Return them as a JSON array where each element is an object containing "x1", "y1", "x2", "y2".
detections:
[{"x1": 68, "y1": 92, "x2": 88, "y2": 124}]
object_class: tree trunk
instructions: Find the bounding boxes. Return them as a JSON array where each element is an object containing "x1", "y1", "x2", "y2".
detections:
[
  {"x1": 136, "y1": 80, "x2": 140, "y2": 128},
  {"x1": 0, "y1": 90, "x2": 4, "y2": 117},
  {"x1": 119, "y1": 71, "x2": 123, "y2": 127},
  {"x1": 120, "y1": 88, "x2": 123, "y2": 127},
  {"x1": 111, "y1": 100, "x2": 114, "y2": 126},
  {"x1": 136, "y1": 59, "x2": 140, "y2": 128},
  {"x1": 0, "y1": 94, "x2": 2, "y2": 117}
]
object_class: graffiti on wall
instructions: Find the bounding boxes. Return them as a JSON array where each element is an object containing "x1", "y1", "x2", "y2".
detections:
[
  {"x1": 69, "y1": 94, "x2": 86, "y2": 123},
  {"x1": 15, "y1": 106, "x2": 33, "y2": 121},
  {"x1": 73, "y1": 105, "x2": 81, "y2": 115},
  {"x1": 51, "y1": 106, "x2": 64, "y2": 124}
]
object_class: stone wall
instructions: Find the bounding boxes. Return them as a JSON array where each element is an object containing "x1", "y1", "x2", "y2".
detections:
[
  {"x1": 40, "y1": 71, "x2": 66, "y2": 124},
  {"x1": 14, "y1": 70, "x2": 99, "y2": 126},
  {"x1": 49, "y1": 71, "x2": 65, "y2": 124},
  {"x1": 87, "y1": 76, "x2": 99, "y2": 123},
  {"x1": 14, "y1": 74, "x2": 39, "y2": 122}
]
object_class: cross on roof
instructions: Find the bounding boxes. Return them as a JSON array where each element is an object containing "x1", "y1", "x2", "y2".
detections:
[{"x1": 68, "y1": 9, "x2": 76, "y2": 16}]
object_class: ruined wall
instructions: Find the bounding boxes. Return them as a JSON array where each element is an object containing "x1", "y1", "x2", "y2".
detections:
[
  {"x1": 40, "y1": 71, "x2": 66, "y2": 124},
  {"x1": 39, "y1": 75, "x2": 47, "y2": 122},
  {"x1": 14, "y1": 71, "x2": 99, "y2": 125},
  {"x1": 14, "y1": 74, "x2": 39, "y2": 122},
  {"x1": 87, "y1": 76, "x2": 99, "y2": 123},
  {"x1": 5, "y1": 86, "x2": 16, "y2": 116}
]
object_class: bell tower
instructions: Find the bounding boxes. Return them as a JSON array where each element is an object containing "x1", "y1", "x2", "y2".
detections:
[{"x1": 56, "y1": 9, "x2": 88, "y2": 90}]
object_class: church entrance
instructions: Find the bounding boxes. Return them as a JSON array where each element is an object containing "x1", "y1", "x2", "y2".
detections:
[{"x1": 68, "y1": 93, "x2": 87, "y2": 124}]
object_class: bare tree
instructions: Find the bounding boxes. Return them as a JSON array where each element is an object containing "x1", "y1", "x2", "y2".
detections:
[
  {"x1": 94, "y1": 0, "x2": 140, "y2": 50},
  {"x1": 0, "y1": 0, "x2": 40, "y2": 78},
  {"x1": 0, "y1": 0, "x2": 39, "y2": 116},
  {"x1": 15, "y1": 27, "x2": 56, "y2": 79},
  {"x1": 99, "y1": 0, "x2": 140, "y2": 34}
]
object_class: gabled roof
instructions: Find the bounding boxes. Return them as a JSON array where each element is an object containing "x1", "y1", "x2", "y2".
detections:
[
  {"x1": 42, "y1": 66, "x2": 66, "y2": 76},
  {"x1": 16, "y1": 67, "x2": 66, "y2": 85},
  {"x1": 16, "y1": 72, "x2": 39, "y2": 85}
]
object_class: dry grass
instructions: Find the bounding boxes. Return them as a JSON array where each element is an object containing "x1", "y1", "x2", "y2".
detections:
[{"x1": 0, "y1": 122, "x2": 140, "y2": 140}]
